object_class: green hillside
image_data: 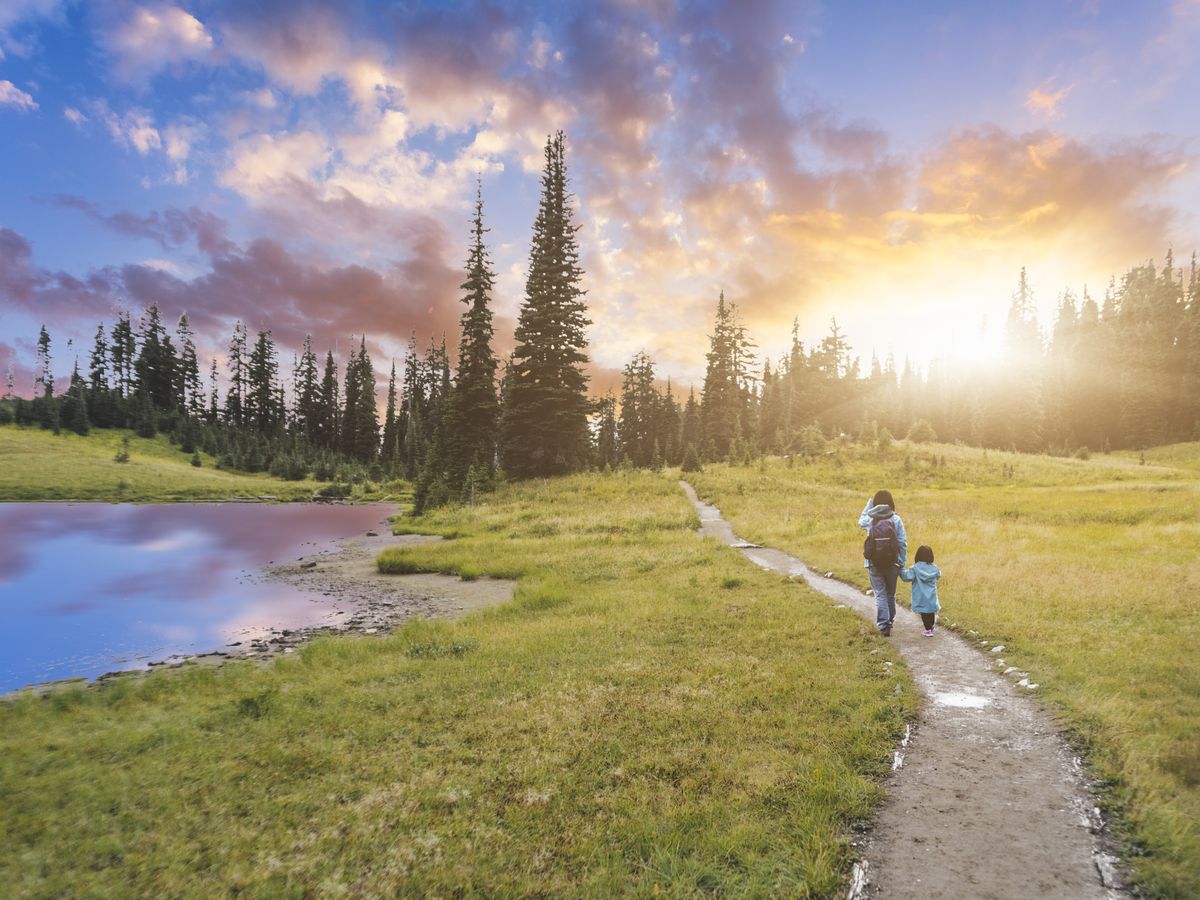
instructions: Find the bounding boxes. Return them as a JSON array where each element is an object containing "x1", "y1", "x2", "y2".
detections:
[{"x1": 0, "y1": 425, "x2": 324, "y2": 501}]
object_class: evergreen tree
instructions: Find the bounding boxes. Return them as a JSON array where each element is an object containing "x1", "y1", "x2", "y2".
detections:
[
  {"x1": 34, "y1": 325, "x2": 53, "y2": 399},
  {"x1": 63, "y1": 361, "x2": 90, "y2": 435},
  {"x1": 381, "y1": 360, "x2": 400, "y2": 471},
  {"x1": 444, "y1": 184, "x2": 501, "y2": 487},
  {"x1": 293, "y1": 335, "x2": 320, "y2": 442},
  {"x1": 134, "y1": 304, "x2": 178, "y2": 410},
  {"x1": 316, "y1": 351, "x2": 340, "y2": 449},
  {"x1": 110, "y1": 311, "x2": 136, "y2": 399},
  {"x1": 593, "y1": 390, "x2": 619, "y2": 469},
  {"x1": 681, "y1": 385, "x2": 702, "y2": 455},
  {"x1": 224, "y1": 320, "x2": 249, "y2": 426},
  {"x1": 88, "y1": 324, "x2": 109, "y2": 394},
  {"x1": 246, "y1": 329, "x2": 282, "y2": 434},
  {"x1": 618, "y1": 351, "x2": 659, "y2": 467},
  {"x1": 500, "y1": 132, "x2": 592, "y2": 477},
  {"x1": 176, "y1": 314, "x2": 203, "y2": 418},
  {"x1": 399, "y1": 333, "x2": 424, "y2": 476},
  {"x1": 700, "y1": 292, "x2": 749, "y2": 459},
  {"x1": 208, "y1": 359, "x2": 220, "y2": 423},
  {"x1": 341, "y1": 337, "x2": 378, "y2": 461}
]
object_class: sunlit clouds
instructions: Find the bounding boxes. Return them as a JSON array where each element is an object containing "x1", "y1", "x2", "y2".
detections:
[{"x1": 1, "y1": 0, "x2": 1198, "y2": 388}]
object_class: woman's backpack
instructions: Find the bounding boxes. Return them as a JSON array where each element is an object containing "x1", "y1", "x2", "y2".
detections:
[{"x1": 864, "y1": 516, "x2": 899, "y2": 569}]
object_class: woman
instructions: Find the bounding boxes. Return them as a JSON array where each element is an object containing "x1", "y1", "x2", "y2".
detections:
[{"x1": 858, "y1": 489, "x2": 907, "y2": 636}]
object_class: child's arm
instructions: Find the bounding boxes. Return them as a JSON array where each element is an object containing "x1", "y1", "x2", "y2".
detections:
[{"x1": 899, "y1": 567, "x2": 914, "y2": 583}]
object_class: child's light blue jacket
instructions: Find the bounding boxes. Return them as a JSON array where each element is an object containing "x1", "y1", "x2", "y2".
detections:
[
  {"x1": 900, "y1": 561, "x2": 941, "y2": 613},
  {"x1": 857, "y1": 500, "x2": 907, "y2": 570}
]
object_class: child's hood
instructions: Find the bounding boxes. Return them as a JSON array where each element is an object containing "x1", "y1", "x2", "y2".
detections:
[
  {"x1": 866, "y1": 504, "x2": 895, "y2": 520},
  {"x1": 909, "y1": 562, "x2": 940, "y2": 583}
]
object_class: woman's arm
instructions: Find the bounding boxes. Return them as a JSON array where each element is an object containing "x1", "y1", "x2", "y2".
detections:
[
  {"x1": 896, "y1": 516, "x2": 908, "y2": 568},
  {"x1": 857, "y1": 499, "x2": 873, "y2": 529}
]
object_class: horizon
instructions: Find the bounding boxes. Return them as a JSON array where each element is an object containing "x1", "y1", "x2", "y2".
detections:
[{"x1": 3, "y1": 1, "x2": 1200, "y2": 393}]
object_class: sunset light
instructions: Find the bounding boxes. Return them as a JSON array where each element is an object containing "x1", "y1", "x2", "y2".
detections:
[{"x1": 3, "y1": 3, "x2": 1199, "y2": 897}]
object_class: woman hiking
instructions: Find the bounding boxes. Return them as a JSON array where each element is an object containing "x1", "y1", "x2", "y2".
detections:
[{"x1": 858, "y1": 490, "x2": 907, "y2": 636}]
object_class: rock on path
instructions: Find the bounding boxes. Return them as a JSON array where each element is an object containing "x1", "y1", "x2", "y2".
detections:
[{"x1": 680, "y1": 481, "x2": 1124, "y2": 900}]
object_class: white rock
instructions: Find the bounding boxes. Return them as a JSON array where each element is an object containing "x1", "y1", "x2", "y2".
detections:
[
  {"x1": 1017, "y1": 678, "x2": 1030, "y2": 687},
  {"x1": 991, "y1": 645, "x2": 1005, "y2": 653},
  {"x1": 1003, "y1": 666, "x2": 1017, "y2": 674}
]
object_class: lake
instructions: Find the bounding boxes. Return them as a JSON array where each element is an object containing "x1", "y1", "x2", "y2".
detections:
[{"x1": 0, "y1": 503, "x2": 394, "y2": 694}]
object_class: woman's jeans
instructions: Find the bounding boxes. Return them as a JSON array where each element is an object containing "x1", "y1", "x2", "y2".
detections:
[{"x1": 868, "y1": 565, "x2": 897, "y2": 631}]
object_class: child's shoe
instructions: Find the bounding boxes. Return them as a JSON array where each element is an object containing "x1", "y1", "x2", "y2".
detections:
[{"x1": 923, "y1": 628, "x2": 934, "y2": 637}]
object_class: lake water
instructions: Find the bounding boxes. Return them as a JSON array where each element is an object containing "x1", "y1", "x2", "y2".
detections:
[{"x1": 0, "y1": 503, "x2": 394, "y2": 694}]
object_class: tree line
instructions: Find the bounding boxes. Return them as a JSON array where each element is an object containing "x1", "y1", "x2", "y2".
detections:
[
  {"x1": 609, "y1": 255, "x2": 1200, "y2": 470},
  {"x1": 1, "y1": 133, "x2": 591, "y2": 508},
  {"x1": 5, "y1": 129, "x2": 1199, "y2": 504}
]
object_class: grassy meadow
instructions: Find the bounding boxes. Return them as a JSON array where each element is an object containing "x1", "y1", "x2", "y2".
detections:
[
  {"x1": 688, "y1": 441, "x2": 1200, "y2": 898},
  {"x1": 1, "y1": 471, "x2": 913, "y2": 896},
  {"x1": 0, "y1": 425, "x2": 326, "y2": 501}
]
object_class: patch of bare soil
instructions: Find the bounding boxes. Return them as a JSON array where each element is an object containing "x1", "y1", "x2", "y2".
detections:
[
  {"x1": 680, "y1": 481, "x2": 1127, "y2": 900},
  {"x1": 239, "y1": 530, "x2": 516, "y2": 659}
]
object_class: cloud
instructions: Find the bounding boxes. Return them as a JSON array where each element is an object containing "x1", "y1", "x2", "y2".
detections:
[
  {"x1": 63, "y1": 106, "x2": 86, "y2": 126},
  {"x1": 0, "y1": 79, "x2": 37, "y2": 111},
  {"x1": 2, "y1": 208, "x2": 468, "y2": 367},
  {"x1": 1025, "y1": 81, "x2": 1073, "y2": 118},
  {"x1": 52, "y1": 195, "x2": 235, "y2": 257},
  {"x1": 99, "y1": 3, "x2": 214, "y2": 82},
  {"x1": 89, "y1": 99, "x2": 161, "y2": 153},
  {"x1": 0, "y1": 0, "x2": 63, "y2": 57}
]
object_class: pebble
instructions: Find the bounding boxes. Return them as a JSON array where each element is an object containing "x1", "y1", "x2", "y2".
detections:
[{"x1": 991, "y1": 645, "x2": 1005, "y2": 653}]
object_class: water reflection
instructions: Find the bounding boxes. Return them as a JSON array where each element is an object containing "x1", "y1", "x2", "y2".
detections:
[{"x1": 0, "y1": 503, "x2": 393, "y2": 693}]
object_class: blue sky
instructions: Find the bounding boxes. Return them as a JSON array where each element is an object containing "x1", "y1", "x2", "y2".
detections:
[{"x1": 3, "y1": 0, "x2": 1199, "y2": 394}]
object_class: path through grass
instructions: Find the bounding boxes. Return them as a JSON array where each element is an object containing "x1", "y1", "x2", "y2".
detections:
[{"x1": 689, "y1": 442, "x2": 1200, "y2": 898}]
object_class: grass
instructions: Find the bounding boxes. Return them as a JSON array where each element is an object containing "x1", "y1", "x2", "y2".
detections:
[
  {"x1": 0, "y1": 470, "x2": 914, "y2": 896},
  {"x1": 0, "y1": 425, "x2": 326, "y2": 501},
  {"x1": 687, "y1": 441, "x2": 1200, "y2": 898}
]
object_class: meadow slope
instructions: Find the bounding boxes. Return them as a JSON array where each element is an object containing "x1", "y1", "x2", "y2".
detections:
[
  {"x1": 1, "y1": 471, "x2": 913, "y2": 896},
  {"x1": 689, "y1": 442, "x2": 1200, "y2": 898},
  {"x1": 0, "y1": 426, "x2": 322, "y2": 501}
]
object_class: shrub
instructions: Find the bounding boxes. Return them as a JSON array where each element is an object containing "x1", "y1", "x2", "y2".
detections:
[
  {"x1": 681, "y1": 443, "x2": 703, "y2": 473},
  {"x1": 114, "y1": 436, "x2": 131, "y2": 464},
  {"x1": 877, "y1": 428, "x2": 894, "y2": 452},
  {"x1": 190, "y1": 450, "x2": 202, "y2": 468},
  {"x1": 906, "y1": 419, "x2": 937, "y2": 443}
]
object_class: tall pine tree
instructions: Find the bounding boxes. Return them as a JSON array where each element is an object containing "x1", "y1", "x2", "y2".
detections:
[
  {"x1": 444, "y1": 184, "x2": 501, "y2": 486},
  {"x1": 500, "y1": 132, "x2": 592, "y2": 477}
]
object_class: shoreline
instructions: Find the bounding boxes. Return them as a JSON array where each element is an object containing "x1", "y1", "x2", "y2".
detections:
[{"x1": 7, "y1": 526, "x2": 516, "y2": 698}]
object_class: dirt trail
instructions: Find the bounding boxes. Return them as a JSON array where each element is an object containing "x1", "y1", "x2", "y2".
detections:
[{"x1": 680, "y1": 482, "x2": 1125, "y2": 900}]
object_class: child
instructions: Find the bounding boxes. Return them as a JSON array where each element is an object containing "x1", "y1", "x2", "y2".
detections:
[{"x1": 900, "y1": 545, "x2": 941, "y2": 636}]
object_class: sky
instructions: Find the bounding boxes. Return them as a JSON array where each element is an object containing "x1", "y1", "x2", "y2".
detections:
[{"x1": 2, "y1": 0, "x2": 1200, "y2": 396}]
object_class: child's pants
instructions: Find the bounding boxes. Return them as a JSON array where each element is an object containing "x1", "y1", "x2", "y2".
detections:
[{"x1": 920, "y1": 612, "x2": 936, "y2": 629}]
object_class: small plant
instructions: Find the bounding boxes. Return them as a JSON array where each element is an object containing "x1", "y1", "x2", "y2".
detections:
[
  {"x1": 877, "y1": 428, "x2": 894, "y2": 452},
  {"x1": 191, "y1": 450, "x2": 202, "y2": 467},
  {"x1": 114, "y1": 436, "x2": 131, "y2": 463},
  {"x1": 1074, "y1": 446, "x2": 1091, "y2": 460},
  {"x1": 404, "y1": 639, "x2": 477, "y2": 659}
]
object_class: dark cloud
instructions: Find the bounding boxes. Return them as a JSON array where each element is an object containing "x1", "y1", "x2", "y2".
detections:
[{"x1": 52, "y1": 195, "x2": 234, "y2": 257}]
